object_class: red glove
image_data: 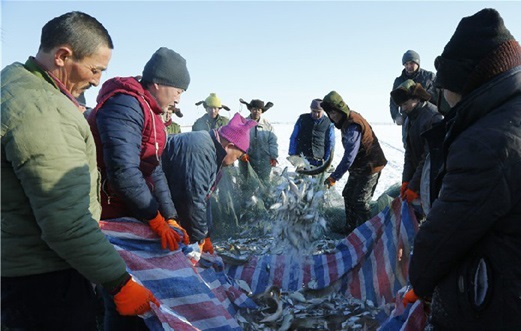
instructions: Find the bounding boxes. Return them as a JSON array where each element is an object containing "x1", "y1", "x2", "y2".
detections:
[
  {"x1": 240, "y1": 154, "x2": 250, "y2": 162},
  {"x1": 270, "y1": 159, "x2": 278, "y2": 167},
  {"x1": 400, "y1": 182, "x2": 409, "y2": 198},
  {"x1": 167, "y1": 219, "x2": 190, "y2": 245},
  {"x1": 148, "y1": 211, "x2": 181, "y2": 250},
  {"x1": 403, "y1": 288, "x2": 419, "y2": 307},
  {"x1": 403, "y1": 188, "x2": 419, "y2": 203},
  {"x1": 199, "y1": 237, "x2": 214, "y2": 254},
  {"x1": 324, "y1": 176, "x2": 336, "y2": 188},
  {"x1": 114, "y1": 278, "x2": 159, "y2": 316}
]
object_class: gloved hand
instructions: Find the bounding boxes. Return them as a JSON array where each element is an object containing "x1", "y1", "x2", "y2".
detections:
[
  {"x1": 199, "y1": 237, "x2": 214, "y2": 254},
  {"x1": 148, "y1": 211, "x2": 181, "y2": 251},
  {"x1": 240, "y1": 154, "x2": 250, "y2": 162},
  {"x1": 324, "y1": 176, "x2": 336, "y2": 189},
  {"x1": 167, "y1": 219, "x2": 190, "y2": 245},
  {"x1": 270, "y1": 159, "x2": 278, "y2": 167},
  {"x1": 400, "y1": 182, "x2": 409, "y2": 198},
  {"x1": 403, "y1": 188, "x2": 419, "y2": 203},
  {"x1": 395, "y1": 115, "x2": 404, "y2": 126},
  {"x1": 114, "y1": 278, "x2": 159, "y2": 316},
  {"x1": 402, "y1": 288, "x2": 419, "y2": 307}
]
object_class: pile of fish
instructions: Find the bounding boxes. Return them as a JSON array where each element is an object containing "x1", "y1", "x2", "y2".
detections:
[{"x1": 213, "y1": 168, "x2": 388, "y2": 330}]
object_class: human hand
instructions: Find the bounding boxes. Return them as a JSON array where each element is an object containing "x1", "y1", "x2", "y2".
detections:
[
  {"x1": 199, "y1": 237, "x2": 214, "y2": 254},
  {"x1": 402, "y1": 189, "x2": 419, "y2": 203},
  {"x1": 395, "y1": 115, "x2": 403, "y2": 126},
  {"x1": 324, "y1": 176, "x2": 336, "y2": 189},
  {"x1": 149, "y1": 212, "x2": 181, "y2": 250},
  {"x1": 402, "y1": 288, "x2": 419, "y2": 307},
  {"x1": 240, "y1": 154, "x2": 250, "y2": 162},
  {"x1": 400, "y1": 182, "x2": 409, "y2": 198},
  {"x1": 114, "y1": 278, "x2": 159, "y2": 316},
  {"x1": 270, "y1": 159, "x2": 278, "y2": 167},
  {"x1": 167, "y1": 219, "x2": 190, "y2": 245}
]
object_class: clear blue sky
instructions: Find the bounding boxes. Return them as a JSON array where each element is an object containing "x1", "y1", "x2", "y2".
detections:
[{"x1": 2, "y1": 1, "x2": 520, "y2": 125}]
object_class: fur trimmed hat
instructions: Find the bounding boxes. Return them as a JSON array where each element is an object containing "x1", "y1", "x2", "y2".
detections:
[
  {"x1": 321, "y1": 91, "x2": 350, "y2": 117},
  {"x1": 402, "y1": 50, "x2": 420, "y2": 66},
  {"x1": 142, "y1": 47, "x2": 190, "y2": 90},
  {"x1": 390, "y1": 79, "x2": 432, "y2": 105},
  {"x1": 239, "y1": 98, "x2": 274, "y2": 113},
  {"x1": 195, "y1": 93, "x2": 230, "y2": 111},
  {"x1": 434, "y1": 8, "x2": 519, "y2": 95},
  {"x1": 218, "y1": 113, "x2": 257, "y2": 153}
]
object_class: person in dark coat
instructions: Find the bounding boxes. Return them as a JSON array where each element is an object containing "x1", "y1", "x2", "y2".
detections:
[
  {"x1": 162, "y1": 113, "x2": 256, "y2": 253},
  {"x1": 289, "y1": 98, "x2": 335, "y2": 166},
  {"x1": 390, "y1": 80, "x2": 443, "y2": 215},
  {"x1": 88, "y1": 47, "x2": 191, "y2": 331},
  {"x1": 406, "y1": 8, "x2": 521, "y2": 330},
  {"x1": 322, "y1": 91, "x2": 387, "y2": 233},
  {"x1": 192, "y1": 93, "x2": 230, "y2": 131}
]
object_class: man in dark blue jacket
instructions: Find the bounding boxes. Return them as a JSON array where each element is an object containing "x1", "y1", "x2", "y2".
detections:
[
  {"x1": 289, "y1": 98, "x2": 335, "y2": 166},
  {"x1": 162, "y1": 113, "x2": 256, "y2": 254}
]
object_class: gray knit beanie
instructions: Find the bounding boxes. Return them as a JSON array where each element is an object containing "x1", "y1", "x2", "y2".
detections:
[
  {"x1": 402, "y1": 50, "x2": 420, "y2": 66},
  {"x1": 142, "y1": 47, "x2": 190, "y2": 90}
]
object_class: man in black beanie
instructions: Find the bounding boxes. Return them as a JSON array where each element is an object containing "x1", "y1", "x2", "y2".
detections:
[
  {"x1": 88, "y1": 47, "x2": 191, "y2": 330},
  {"x1": 406, "y1": 8, "x2": 521, "y2": 330}
]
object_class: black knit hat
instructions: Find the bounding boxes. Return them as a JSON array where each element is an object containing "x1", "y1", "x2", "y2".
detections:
[
  {"x1": 142, "y1": 47, "x2": 191, "y2": 90},
  {"x1": 434, "y1": 8, "x2": 514, "y2": 94},
  {"x1": 402, "y1": 50, "x2": 420, "y2": 66}
]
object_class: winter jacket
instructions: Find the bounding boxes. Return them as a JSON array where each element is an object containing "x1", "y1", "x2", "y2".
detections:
[
  {"x1": 162, "y1": 130, "x2": 226, "y2": 242},
  {"x1": 1, "y1": 59, "x2": 127, "y2": 284},
  {"x1": 331, "y1": 111, "x2": 387, "y2": 180},
  {"x1": 289, "y1": 113, "x2": 335, "y2": 163},
  {"x1": 88, "y1": 77, "x2": 176, "y2": 221},
  {"x1": 390, "y1": 68, "x2": 437, "y2": 122},
  {"x1": 166, "y1": 120, "x2": 181, "y2": 135},
  {"x1": 402, "y1": 102, "x2": 443, "y2": 192},
  {"x1": 241, "y1": 116, "x2": 278, "y2": 181},
  {"x1": 410, "y1": 67, "x2": 521, "y2": 330},
  {"x1": 192, "y1": 113, "x2": 229, "y2": 131}
]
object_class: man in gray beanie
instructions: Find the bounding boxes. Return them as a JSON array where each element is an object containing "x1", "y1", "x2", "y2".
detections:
[
  {"x1": 406, "y1": 8, "x2": 521, "y2": 330},
  {"x1": 87, "y1": 47, "x2": 190, "y2": 330},
  {"x1": 389, "y1": 50, "x2": 439, "y2": 146}
]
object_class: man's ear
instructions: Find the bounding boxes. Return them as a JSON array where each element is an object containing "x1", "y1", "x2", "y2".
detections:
[{"x1": 54, "y1": 46, "x2": 73, "y2": 67}]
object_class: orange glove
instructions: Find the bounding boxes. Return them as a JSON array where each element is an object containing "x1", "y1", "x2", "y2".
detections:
[
  {"x1": 199, "y1": 237, "x2": 214, "y2": 254},
  {"x1": 400, "y1": 182, "x2": 409, "y2": 198},
  {"x1": 114, "y1": 278, "x2": 159, "y2": 316},
  {"x1": 270, "y1": 159, "x2": 278, "y2": 167},
  {"x1": 403, "y1": 288, "x2": 419, "y2": 307},
  {"x1": 403, "y1": 188, "x2": 419, "y2": 203},
  {"x1": 148, "y1": 211, "x2": 181, "y2": 250},
  {"x1": 167, "y1": 219, "x2": 190, "y2": 245},
  {"x1": 324, "y1": 176, "x2": 336, "y2": 188},
  {"x1": 240, "y1": 154, "x2": 250, "y2": 162}
]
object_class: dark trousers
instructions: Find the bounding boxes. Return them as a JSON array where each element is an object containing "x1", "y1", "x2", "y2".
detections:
[
  {"x1": 100, "y1": 287, "x2": 148, "y2": 331},
  {"x1": 1, "y1": 269, "x2": 97, "y2": 331},
  {"x1": 342, "y1": 171, "x2": 381, "y2": 231}
]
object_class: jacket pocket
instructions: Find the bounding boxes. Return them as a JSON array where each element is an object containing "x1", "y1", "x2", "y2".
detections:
[{"x1": 466, "y1": 257, "x2": 493, "y2": 312}]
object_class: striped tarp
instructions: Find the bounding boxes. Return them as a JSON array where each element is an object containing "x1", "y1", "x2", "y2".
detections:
[
  {"x1": 100, "y1": 198, "x2": 419, "y2": 329},
  {"x1": 225, "y1": 198, "x2": 418, "y2": 305}
]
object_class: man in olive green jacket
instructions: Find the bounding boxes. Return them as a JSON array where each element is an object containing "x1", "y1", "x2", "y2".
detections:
[{"x1": 1, "y1": 12, "x2": 157, "y2": 331}]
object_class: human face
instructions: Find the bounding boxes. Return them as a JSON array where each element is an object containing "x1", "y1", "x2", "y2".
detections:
[
  {"x1": 222, "y1": 144, "x2": 245, "y2": 166},
  {"x1": 443, "y1": 89, "x2": 462, "y2": 108},
  {"x1": 311, "y1": 109, "x2": 324, "y2": 120},
  {"x1": 328, "y1": 110, "x2": 343, "y2": 124},
  {"x1": 67, "y1": 45, "x2": 112, "y2": 98},
  {"x1": 206, "y1": 106, "x2": 220, "y2": 119},
  {"x1": 399, "y1": 98, "x2": 419, "y2": 114},
  {"x1": 149, "y1": 84, "x2": 184, "y2": 111},
  {"x1": 404, "y1": 61, "x2": 419, "y2": 76},
  {"x1": 250, "y1": 108, "x2": 262, "y2": 121}
]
